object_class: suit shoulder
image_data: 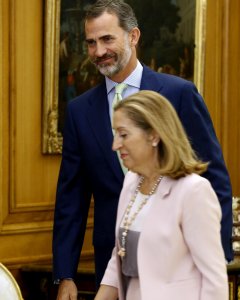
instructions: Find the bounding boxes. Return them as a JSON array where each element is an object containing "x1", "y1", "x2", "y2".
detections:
[
  {"x1": 67, "y1": 81, "x2": 106, "y2": 110},
  {"x1": 155, "y1": 72, "x2": 194, "y2": 89},
  {"x1": 143, "y1": 65, "x2": 195, "y2": 90}
]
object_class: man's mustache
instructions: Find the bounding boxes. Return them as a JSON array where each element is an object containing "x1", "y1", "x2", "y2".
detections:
[{"x1": 93, "y1": 53, "x2": 116, "y2": 64}]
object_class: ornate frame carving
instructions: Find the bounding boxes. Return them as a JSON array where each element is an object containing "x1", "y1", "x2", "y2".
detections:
[
  {"x1": 42, "y1": 0, "x2": 207, "y2": 154},
  {"x1": 42, "y1": 0, "x2": 62, "y2": 154},
  {"x1": 194, "y1": 0, "x2": 207, "y2": 93}
]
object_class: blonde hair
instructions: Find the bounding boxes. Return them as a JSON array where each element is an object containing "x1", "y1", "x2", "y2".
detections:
[{"x1": 114, "y1": 90, "x2": 208, "y2": 179}]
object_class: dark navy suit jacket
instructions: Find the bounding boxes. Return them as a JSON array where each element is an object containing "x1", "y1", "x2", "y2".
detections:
[{"x1": 53, "y1": 65, "x2": 233, "y2": 281}]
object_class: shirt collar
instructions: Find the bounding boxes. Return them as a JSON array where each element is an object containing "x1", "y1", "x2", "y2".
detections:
[{"x1": 105, "y1": 60, "x2": 143, "y2": 94}]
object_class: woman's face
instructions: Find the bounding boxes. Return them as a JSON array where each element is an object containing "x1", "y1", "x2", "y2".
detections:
[{"x1": 112, "y1": 109, "x2": 159, "y2": 174}]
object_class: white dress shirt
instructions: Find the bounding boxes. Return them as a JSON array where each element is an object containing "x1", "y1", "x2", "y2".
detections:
[{"x1": 105, "y1": 60, "x2": 143, "y2": 119}]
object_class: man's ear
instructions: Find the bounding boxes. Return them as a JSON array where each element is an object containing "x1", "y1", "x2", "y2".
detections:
[{"x1": 129, "y1": 27, "x2": 141, "y2": 46}]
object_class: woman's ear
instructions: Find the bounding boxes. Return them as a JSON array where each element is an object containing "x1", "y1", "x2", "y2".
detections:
[
  {"x1": 148, "y1": 131, "x2": 160, "y2": 147},
  {"x1": 152, "y1": 139, "x2": 160, "y2": 147}
]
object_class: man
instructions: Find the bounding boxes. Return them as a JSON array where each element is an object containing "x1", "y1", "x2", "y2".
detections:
[{"x1": 53, "y1": 0, "x2": 233, "y2": 299}]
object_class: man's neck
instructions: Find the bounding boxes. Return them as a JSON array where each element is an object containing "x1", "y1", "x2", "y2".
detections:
[{"x1": 109, "y1": 57, "x2": 138, "y2": 83}]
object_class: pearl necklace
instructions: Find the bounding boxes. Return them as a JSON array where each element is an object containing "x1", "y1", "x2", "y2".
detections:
[{"x1": 118, "y1": 175, "x2": 163, "y2": 258}]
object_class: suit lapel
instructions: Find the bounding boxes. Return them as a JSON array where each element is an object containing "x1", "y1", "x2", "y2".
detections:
[
  {"x1": 140, "y1": 65, "x2": 163, "y2": 92},
  {"x1": 85, "y1": 66, "x2": 162, "y2": 181},
  {"x1": 86, "y1": 82, "x2": 124, "y2": 181}
]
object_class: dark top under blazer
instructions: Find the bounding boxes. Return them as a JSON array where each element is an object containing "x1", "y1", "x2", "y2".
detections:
[{"x1": 53, "y1": 64, "x2": 233, "y2": 281}]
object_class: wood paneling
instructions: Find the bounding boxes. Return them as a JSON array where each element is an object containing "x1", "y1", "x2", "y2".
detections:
[
  {"x1": 204, "y1": 0, "x2": 240, "y2": 196},
  {"x1": 0, "y1": 0, "x2": 94, "y2": 269},
  {"x1": 222, "y1": 0, "x2": 240, "y2": 196},
  {"x1": 204, "y1": 1, "x2": 223, "y2": 135}
]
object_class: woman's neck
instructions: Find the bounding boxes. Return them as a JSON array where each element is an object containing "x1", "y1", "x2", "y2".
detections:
[{"x1": 138, "y1": 173, "x2": 162, "y2": 195}]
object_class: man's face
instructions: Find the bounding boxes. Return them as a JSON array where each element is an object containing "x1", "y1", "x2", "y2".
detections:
[{"x1": 85, "y1": 12, "x2": 132, "y2": 78}]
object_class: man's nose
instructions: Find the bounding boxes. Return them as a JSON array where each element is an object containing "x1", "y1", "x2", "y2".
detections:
[{"x1": 94, "y1": 42, "x2": 107, "y2": 57}]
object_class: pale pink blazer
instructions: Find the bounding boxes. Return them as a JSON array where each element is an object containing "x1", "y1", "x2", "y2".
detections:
[{"x1": 101, "y1": 172, "x2": 228, "y2": 300}]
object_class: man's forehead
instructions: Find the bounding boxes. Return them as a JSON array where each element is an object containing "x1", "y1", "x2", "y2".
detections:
[
  {"x1": 85, "y1": 12, "x2": 120, "y2": 32},
  {"x1": 85, "y1": 20, "x2": 123, "y2": 40}
]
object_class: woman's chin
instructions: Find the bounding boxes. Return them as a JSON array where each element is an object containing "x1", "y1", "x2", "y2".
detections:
[
  {"x1": 123, "y1": 162, "x2": 130, "y2": 170},
  {"x1": 125, "y1": 165, "x2": 135, "y2": 172}
]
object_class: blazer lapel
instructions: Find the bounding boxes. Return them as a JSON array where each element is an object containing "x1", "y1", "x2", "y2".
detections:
[
  {"x1": 140, "y1": 65, "x2": 163, "y2": 92},
  {"x1": 86, "y1": 82, "x2": 124, "y2": 181},
  {"x1": 115, "y1": 173, "x2": 140, "y2": 236},
  {"x1": 85, "y1": 66, "x2": 163, "y2": 181}
]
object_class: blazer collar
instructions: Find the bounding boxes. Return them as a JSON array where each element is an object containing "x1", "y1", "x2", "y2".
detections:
[
  {"x1": 157, "y1": 176, "x2": 174, "y2": 198},
  {"x1": 115, "y1": 174, "x2": 175, "y2": 239},
  {"x1": 85, "y1": 66, "x2": 164, "y2": 182},
  {"x1": 140, "y1": 64, "x2": 164, "y2": 92},
  {"x1": 127, "y1": 174, "x2": 173, "y2": 199}
]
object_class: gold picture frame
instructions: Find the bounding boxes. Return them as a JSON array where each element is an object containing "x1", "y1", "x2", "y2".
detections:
[{"x1": 42, "y1": 0, "x2": 207, "y2": 154}]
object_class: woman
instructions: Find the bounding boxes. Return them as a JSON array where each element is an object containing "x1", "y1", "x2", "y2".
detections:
[{"x1": 95, "y1": 90, "x2": 228, "y2": 300}]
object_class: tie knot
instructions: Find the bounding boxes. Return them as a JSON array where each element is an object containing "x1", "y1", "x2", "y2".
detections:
[
  {"x1": 112, "y1": 83, "x2": 128, "y2": 114},
  {"x1": 115, "y1": 83, "x2": 127, "y2": 97}
]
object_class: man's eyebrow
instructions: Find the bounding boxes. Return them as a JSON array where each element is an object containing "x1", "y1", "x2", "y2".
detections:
[
  {"x1": 100, "y1": 34, "x2": 114, "y2": 39},
  {"x1": 85, "y1": 34, "x2": 115, "y2": 43}
]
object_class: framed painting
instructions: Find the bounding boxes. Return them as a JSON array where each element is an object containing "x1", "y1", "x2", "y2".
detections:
[{"x1": 42, "y1": 0, "x2": 207, "y2": 154}]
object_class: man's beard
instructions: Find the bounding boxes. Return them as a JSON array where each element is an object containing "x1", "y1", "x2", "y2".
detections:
[{"x1": 92, "y1": 38, "x2": 132, "y2": 77}]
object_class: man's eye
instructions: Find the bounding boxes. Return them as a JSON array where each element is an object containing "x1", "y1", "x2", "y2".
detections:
[
  {"x1": 103, "y1": 36, "x2": 113, "y2": 42},
  {"x1": 86, "y1": 40, "x2": 95, "y2": 46}
]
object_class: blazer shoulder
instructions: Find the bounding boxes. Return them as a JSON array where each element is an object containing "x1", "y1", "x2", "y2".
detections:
[
  {"x1": 161, "y1": 174, "x2": 212, "y2": 197},
  {"x1": 143, "y1": 64, "x2": 195, "y2": 88},
  {"x1": 177, "y1": 173, "x2": 212, "y2": 190},
  {"x1": 67, "y1": 81, "x2": 106, "y2": 110}
]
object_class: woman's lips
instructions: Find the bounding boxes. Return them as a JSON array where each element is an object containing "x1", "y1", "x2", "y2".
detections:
[{"x1": 120, "y1": 153, "x2": 128, "y2": 160}]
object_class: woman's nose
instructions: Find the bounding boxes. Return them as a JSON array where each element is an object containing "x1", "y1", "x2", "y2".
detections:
[{"x1": 112, "y1": 135, "x2": 121, "y2": 151}]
